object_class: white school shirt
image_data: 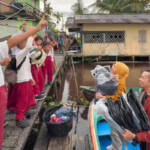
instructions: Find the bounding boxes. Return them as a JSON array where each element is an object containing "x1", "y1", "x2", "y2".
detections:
[
  {"x1": 0, "y1": 41, "x2": 9, "y2": 86},
  {"x1": 11, "y1": 46, "x2": 20, "y2": 56},
  {"x1": 14, "y1": 37, "x2": 33, "y2": 83},
  {"x1": 48, "y1": 47, "x2": 54, "y2": 62}
]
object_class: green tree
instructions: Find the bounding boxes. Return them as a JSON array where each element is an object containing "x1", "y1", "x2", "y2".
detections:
[
  {"x1": 89, "y1": 0, "x2": 150, "y2": 14},
  {"x1": 71, "y1": 0, "x2": 88, "y2": 15},
  {"x1": 129, "y1": 0, "x2": 150, "y2": 13},
  {"x1": 42, "y1": 0, "x2": 62, "y2": 23}
]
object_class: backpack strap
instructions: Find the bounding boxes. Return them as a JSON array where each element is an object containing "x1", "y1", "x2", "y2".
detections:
[{"x1": 16, "y1": 56, "x2": 26, "y2": 71}]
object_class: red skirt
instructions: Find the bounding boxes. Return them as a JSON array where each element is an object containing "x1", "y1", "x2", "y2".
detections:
[
  {"x1": 31, "y1": 64, "x2": 40, "y2": 95},
  {"x1": 0, "y1": 85, "x2": 7, "y2": 148},
  {"x1": 38, "y1": 67, "x2": 45, "y2": 92},
  {"x1": 7, "y1": 81, "x2": 36, "y2": 120},
  {"x1": 42, "y1": 56, "x2": 53, "y2": 83}
]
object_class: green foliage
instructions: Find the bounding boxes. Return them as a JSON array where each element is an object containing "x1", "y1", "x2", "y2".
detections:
[
  {"x1": 44, "y1": 96, "x2": 60, "y2": 108},
  {"x1": 90, "y1": 0, "x2": 150, "y2": 13},
  {"x1": 44, "y1": 1, "x2": 62, "y2": 23},
  {"x1": 79, "y1": 98, "x2": 90, "y2": 106},
  {"x1": 71, "y1": 0, "x2": 88, "y2": 15}
]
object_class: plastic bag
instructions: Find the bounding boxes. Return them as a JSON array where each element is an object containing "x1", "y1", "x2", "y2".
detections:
[
  {"x1": 106, "y1": 89, "x2": 150, "y2": 133},
  {"x1": 106, "y1": 96, "x2": 141, "y2": 133},
  {"x1": 91, "y1": 65, "x2": 118, "y2": 96},
  {"x1": 55, "y1": 106, "x2": 73, "y2": 118},
  {"x1": 127, "y1": 89, "x2": 150, "y2": 131},
  {"x1": 93, "y1": 99, "x2": 124, "y2": 133}
]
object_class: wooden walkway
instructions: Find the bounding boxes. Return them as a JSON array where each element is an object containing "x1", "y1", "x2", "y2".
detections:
[
  {"x1": 2, "y1": 55, "x2": 65, "y2": 150},
  {"x1": 33, "y1": 106, "x2": 92, "y2": 150}
]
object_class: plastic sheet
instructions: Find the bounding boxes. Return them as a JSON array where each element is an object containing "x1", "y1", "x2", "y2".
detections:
[
  {"x1": 106, "y1": 89, "x2": 150, "y2": 133},
  {"x1": 93, "y1": 99, "x2": 124, "y2": 133},
  {"x1": 127, "y1": 89, "x2": 150, "y2": 131},
  {"x1": 106, "y1": 96, "x2": 140, "y2": 133},
  {"x1": 91, "y1": 65, "x2": 118, "y2": 96}
]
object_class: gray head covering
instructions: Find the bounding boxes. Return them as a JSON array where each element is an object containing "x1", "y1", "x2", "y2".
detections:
[{"x1": 91, "y1": 65, "x2": 118, "y2": 96}]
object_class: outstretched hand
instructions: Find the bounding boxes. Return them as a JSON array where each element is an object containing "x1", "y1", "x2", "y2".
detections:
[
  {"x1": 120, "y1": 129, "x2": 136, "y2": 141},
  {"x1": 0, "y1": 57, "x2": 11, "y2": 66},
  {"x1": 37, "y1": 16, "x2": 48, "y2": 31},
  {"x1": 96, "y1": 92, "x2": 105, "y2": 99}
]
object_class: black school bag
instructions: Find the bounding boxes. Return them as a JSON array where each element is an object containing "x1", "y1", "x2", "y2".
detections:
[{"x1": 4, "y1": 56, "x2": 26, "y2": 84}]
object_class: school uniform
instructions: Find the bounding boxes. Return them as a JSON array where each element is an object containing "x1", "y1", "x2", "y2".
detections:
[
  {"x1": 30, "y1": 50, "x2": 42, "y2": 96},
  {"x1": 42, "y1": 54, "x2": 53, "y2": 84},
  {"x1": 31, "y1": 64, "x2": 40, "y2": 95},
  {"x1": 0, "y1": 41, "x2": 9, "y2": 148},
  {"x1": 48, "y1": 47, "x2": 56, "y2": 72},
  {"x1": 30, "y1": 50, "x2": 47, "y2": 95},
  {"x1": 7, "y1": 37, "x2": 37, "y2": 121}
]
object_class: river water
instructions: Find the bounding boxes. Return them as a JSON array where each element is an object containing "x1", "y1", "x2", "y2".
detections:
[{"x1": 61, "y1": 62, "x2": 150, "y2": 102}]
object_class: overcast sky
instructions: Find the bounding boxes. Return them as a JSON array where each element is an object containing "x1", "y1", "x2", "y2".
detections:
[
  {"x1": 40, "y1": 0, "x2": 96, "y2": 30},
  {"x1": 48, "y1": 0, "x2": 96, "y2": 16}
]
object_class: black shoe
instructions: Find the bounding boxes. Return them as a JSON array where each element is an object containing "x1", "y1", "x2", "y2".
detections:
[
  {"x1": 4, "y1": 121, "x2": 8, "y2": 127},
  {"x1": 40, "y1": 90, "x2": 45, "y2": 95},
  {"x1": 35, "y1": 94, "x2": 46, "y2": 101},
  {"x1": 47, "y1": 81, "x2": 52, "y2": 85},
  {"x1": 25, "y1": 109, "x2": 37, "y2": 118},
  {"x1": 44, "y1": 81, "x2": 52, "y2": 89},
  {"x1": 8, "y1": 110, "x2": 16, "y2": 114},
  {"x1": 16, "y1": 119, "x2": 30, "y2": 128}
]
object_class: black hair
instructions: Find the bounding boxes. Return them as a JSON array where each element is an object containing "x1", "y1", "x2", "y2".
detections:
[
  {"x1": 144, "y1": 70, "x2": 150, "y2": 73},
  {"x1": 143, "y1": 70, "x2": 150, "y2": 81},
  {"x1": 42, "y1": 40, "x2": 50, "y2": 47},
  {"x1": 35, "y1": 36, "x2": 43, "y2": 42}
]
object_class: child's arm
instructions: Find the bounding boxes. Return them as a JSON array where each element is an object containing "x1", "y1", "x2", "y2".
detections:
[
  {"x1": 0, "y1": 57, "x2": 11, "y2": 66},
  {"x1": 0, "y1": 41, "x2": 9, "y2": 60},
  {"x1": 7, "y1": 17, "x2": 48, "y2": 49}
]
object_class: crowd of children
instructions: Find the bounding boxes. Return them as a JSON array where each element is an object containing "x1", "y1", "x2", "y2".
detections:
[{"x1": 0, "y1": 17, "x2": 59, "y2": 149}]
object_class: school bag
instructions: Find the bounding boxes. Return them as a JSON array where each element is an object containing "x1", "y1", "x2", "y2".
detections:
[{"x1": 4, "y1": 56, "x2": 26, "y2": 84}]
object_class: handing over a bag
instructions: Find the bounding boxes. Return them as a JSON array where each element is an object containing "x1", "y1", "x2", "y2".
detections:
[{"x1": 121, "y1": 70, "x2": 150, "y2": 150}]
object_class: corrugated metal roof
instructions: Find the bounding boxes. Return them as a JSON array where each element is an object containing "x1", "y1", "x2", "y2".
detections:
[
  {"x1": 66, "y1": 17, "x2": 74, "y2": 26},
  {"x1": 74, "y1": 14, "x2": 150, "y2": 24}
]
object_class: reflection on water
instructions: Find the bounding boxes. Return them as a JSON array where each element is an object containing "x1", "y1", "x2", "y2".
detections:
[
  {"x1": 61, "y1": 80, "x2": 70, "y2": 104},
  {"x1": 59, "y1": 62, "x2": 150, "y2": 137},
  {"x1": 64, "y1": 62, "x2": 150, "y2": 100}
]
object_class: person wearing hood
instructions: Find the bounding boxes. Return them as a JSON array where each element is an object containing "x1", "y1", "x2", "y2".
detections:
[
  {"x1": 96, "y1": 61, "x2": 129, "y2": 150},
  {"x1": 96, "y1": 62, "x2": 129, "y2": 101}
]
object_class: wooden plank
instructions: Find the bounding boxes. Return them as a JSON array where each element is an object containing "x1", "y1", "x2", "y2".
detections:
[
  {"x1": 84, "y1": 134, "x2": 92, "y2": 150},
  {"x1": 2, "y1": 55, "x2": 65, "y2": 150},
  {"x1": 2, "y1": 148, "x2": 15, "y2": 150},
  {"x1": 61, "y1": 136, "x2": 70, "y2": 150},
  {"x1": 33, "y1": 124, "x2": 50, "y2": 150},
  {"x1": 69, "y1": 135, "x2": 77, "y2": 150},
  {"x1": 38, "y1": 105, "x2": 91, "y2": 150},
  {"x1": 76, "y1": 136, "x2": 85, "y2": 150},
  {"x1": 48, "y1": 137, "x2": 61, "y2": 150}
]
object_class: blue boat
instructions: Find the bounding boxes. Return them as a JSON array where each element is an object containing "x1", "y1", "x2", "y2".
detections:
[{"x1": 88, "y1": 87, "x2": 142, "y2": 150}]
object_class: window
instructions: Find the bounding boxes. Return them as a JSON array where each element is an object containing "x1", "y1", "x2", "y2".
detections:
[
  {"x1": 83, "y1": 31, "x2": 125, "y2": 43},
  {"x1": 139, "y1": 30, "x2": 146, "y2": 43}
]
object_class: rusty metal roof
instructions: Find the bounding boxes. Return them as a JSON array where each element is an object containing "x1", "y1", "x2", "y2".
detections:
[
  {"x1": 66, "y1": 17, "x2": 81, "y2": 32},
  {"x1": 74, "y1": 14, "x2": 150, "y2": 24}
]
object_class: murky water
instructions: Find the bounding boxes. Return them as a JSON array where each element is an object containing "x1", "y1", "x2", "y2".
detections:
[{"x1": 61, "y1": 62, "x2": 150, "y2": 101}]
